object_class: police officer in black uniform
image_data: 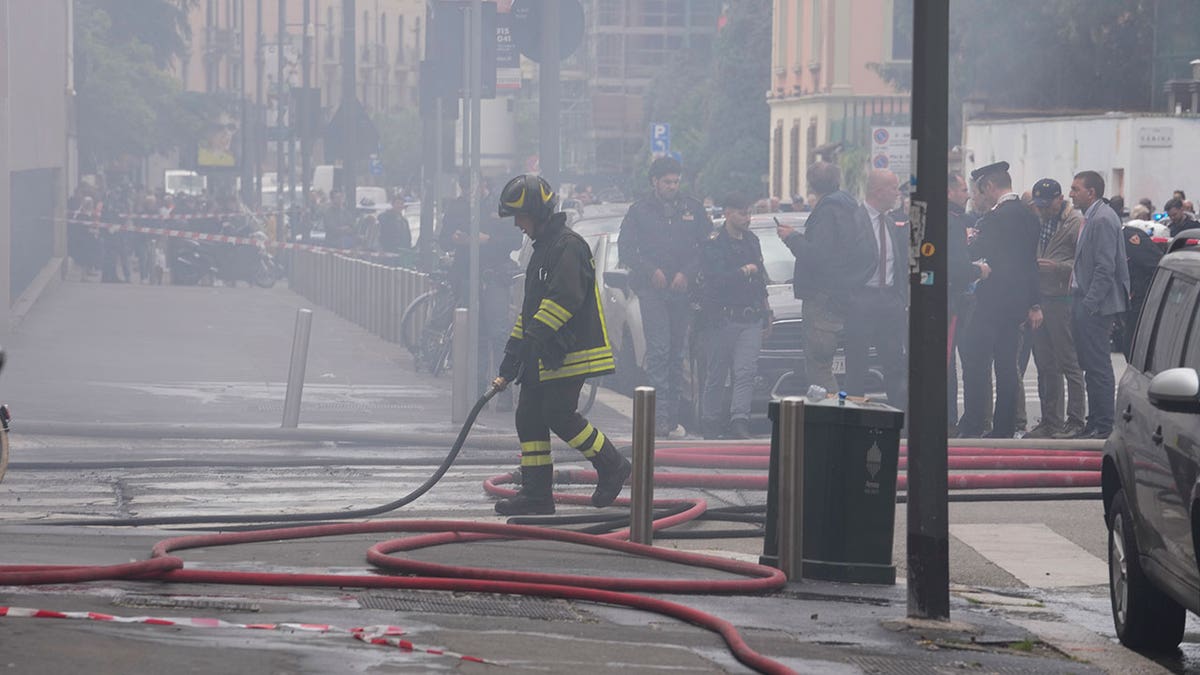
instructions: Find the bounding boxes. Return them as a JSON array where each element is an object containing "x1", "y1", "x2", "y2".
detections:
[
  {"x1": 957, "y1": 161, "x2": 1043, "y2": 439},
  {"x1": 619, "y1": 157, "x2": 713, "y2": 437},
  {"x1": 491, "y1": 175, "x2": 632, "y2": 516},
  {"x1": 695, "y1": 192, "x2": 771, "y2": 439}
]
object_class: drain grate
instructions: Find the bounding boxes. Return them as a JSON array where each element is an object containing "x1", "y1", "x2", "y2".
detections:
[
  {"x1": 359, "y1": 591, "x2": 584, "y2": 621},
  {"x1": 847, "y1": 652, "x2": 1089, "y2": 674},
  {"x1": 114, "y1": 594, "x2": 260, "y2": 612}
]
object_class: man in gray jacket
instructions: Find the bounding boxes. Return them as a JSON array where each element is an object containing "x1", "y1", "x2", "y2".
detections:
[
  {"x1": 1026, "y1": 179, "x2": 1087, "y2": 439},
  {"x1": 1067, "y1": 171, "x2": 1130, "y2": 439}
]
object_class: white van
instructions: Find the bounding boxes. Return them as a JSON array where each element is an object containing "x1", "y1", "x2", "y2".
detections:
[{"x1": 164, "y1": 170, "x2": 206, "y2": 196}]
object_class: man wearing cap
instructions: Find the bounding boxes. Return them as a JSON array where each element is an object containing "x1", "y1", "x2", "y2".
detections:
[
  {"x1": 957, "y1": 161, "x2": 1043, "y2": 439},
  {"x1": 1068, "y1": 171, "x2": 1130, "y2": 439},
  {"x1": 694, "y1": 192, "x2": 771, "y2": 439},
  {"x1": 619, "y1": 156, "x2": 713, "y2": 438},
  {"x1": 1025, "y1": 178, "x2": 1086, "y2": 439}
]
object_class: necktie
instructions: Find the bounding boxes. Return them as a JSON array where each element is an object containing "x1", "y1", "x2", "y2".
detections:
[{"x1": 877, "y1": 214, "x2": 889, "y2": 287}]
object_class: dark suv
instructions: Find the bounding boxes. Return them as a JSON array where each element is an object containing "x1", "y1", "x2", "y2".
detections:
[{"x1": 1103, "y1": 229, "x2": 1200, "y2": 651}]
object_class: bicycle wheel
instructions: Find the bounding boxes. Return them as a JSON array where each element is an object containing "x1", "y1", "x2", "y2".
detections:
[
  {"x1": 578, "y1": 379, "x2": 600, "y2": 416},
  {"x1": 416, "y1": 300, "x2": 456, "y2": 374},
  {"x1": 399, "y1": 289, "x2": 441, "y2": 356},
  {"x1": 429, "y1": 322, "x2": 454, "y2": 377}
]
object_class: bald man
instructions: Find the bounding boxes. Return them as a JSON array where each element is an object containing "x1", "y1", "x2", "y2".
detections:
[{"x1": 843, "y1": 170, "x2": 908, "y2": 411}]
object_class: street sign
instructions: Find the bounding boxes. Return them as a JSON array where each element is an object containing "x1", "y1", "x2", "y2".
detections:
[
  {"x1": 369, "y1": 157, "x2": 384, "y2": 176},
  {"x1": 650, "y1": 123, "x2": 671, "y2": 154},
  {"x1": 871, "y1": 126, "x2": 911, "y2": 181},
  {"x1": 495, "y1": 10, "x2": 521, "y2": 91},
  {"x1": 510, "y1": 0, "x2": 585, "y2": 63}
]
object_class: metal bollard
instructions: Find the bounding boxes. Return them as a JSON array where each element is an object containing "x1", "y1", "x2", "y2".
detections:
[
  {"x1": 630, "y1": 386, "x2": 656, "y2": 545},
  {"x1": 281, "y1": 308, "x2": 314, "y2": 428},
  {"x1": 777, "y1": 396, "x2": 806, "y2": 581},
  {"x1": 451, "y1": 308, "x2": 471, "y2": 424}
]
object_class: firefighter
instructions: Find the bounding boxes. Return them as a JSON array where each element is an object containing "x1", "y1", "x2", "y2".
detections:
[{"x1": 491, "y1": 175, "x2": 632, "y2": 516}]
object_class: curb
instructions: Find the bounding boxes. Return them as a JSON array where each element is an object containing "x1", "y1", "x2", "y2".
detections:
[
  {"x1": 11, "y1": 256, "x2": 65, "y2": 328},
  {"x1": 17, "y1": 420, "x2": 515, "y2": 448}
]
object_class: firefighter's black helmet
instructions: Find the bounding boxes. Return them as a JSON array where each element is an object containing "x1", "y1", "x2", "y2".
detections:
[{"x1": 498, "y1": 174, "x2": 557, "y2": 223}]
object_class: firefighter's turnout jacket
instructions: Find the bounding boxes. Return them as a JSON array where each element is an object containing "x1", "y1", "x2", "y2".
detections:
[{"x1": 505, "y1": 212, "x2": 615, "y2": 383}]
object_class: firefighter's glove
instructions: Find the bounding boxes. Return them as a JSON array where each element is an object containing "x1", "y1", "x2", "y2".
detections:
[{"x1": 498, "y1": 351, "x2": 522, "y2": 383}]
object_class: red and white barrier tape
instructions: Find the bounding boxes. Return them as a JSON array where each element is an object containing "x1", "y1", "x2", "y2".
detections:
[
  {"x1": 65, "y1": 218, "x2": 407, "y2": 260},
  {"x1": 0, "y1": 606, "x2": 489, "y2": 663}
]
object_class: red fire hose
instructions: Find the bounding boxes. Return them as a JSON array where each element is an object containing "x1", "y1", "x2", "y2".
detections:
[{"x1": 0, "y1": 519, "x2": 793, "y2": 675}]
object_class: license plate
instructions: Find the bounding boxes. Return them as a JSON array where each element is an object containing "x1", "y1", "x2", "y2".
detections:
[{"x1": 832, "y1": 355, "x2": 846, "y2": 375}]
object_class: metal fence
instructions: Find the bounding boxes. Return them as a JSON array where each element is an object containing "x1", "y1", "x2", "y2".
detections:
[{"x1": 288, "y1": 249, "x2": 430, "y2": 343}]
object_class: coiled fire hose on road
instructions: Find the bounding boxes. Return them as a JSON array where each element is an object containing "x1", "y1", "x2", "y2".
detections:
[{"x1": 5, "y1": 386, "x2": 796, "y2": 674}]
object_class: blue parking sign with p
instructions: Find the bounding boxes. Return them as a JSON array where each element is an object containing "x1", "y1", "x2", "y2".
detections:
[{"x1": 651, "y1": 123, "x2": 670, "y2": 154}]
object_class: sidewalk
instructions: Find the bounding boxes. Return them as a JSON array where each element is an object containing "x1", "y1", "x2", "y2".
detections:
[{"x1": 3, "y1": 280, "x2": 628, "y2": 436}]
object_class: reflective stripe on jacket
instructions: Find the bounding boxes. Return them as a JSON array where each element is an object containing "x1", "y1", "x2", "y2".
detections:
[{"x1": 505, "y1": 213, "x2": 615, "y2": 383}]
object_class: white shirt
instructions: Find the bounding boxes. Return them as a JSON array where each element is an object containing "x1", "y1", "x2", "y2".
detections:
[{"x1": 865, "y1": 204, "x2": 894, "y2": 288}]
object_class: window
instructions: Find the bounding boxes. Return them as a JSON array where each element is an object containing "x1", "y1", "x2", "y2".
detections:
[
  {"x1": 1182, "y1": 282, "x2": 1200, "y2": 370},
  {"x1": 598, "y1": 0, "x2": 620, "y2": 26},
  {"x1": 325, "y1": 7, "x2": 335, "y2": 59},
  {"x1": 789, "y1": 123, "x2": 801, "y2": 198},
  {"x1": 891, "y1": 0, "x2": 914, "y2": 61},
  {"x1": 772, "y1": 124, "x2": 784, "y2": 198},
  {"x1": 397, "y1": 16, "x2": 405, "y2": 63},
  {"x1": 1146, "y1": 276, "x2": 1197, "y2": 375}
]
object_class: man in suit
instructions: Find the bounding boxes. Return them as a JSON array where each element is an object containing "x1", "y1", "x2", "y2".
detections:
[
  {"x1": 1068, "y1": 171, "x2": 1130, "y2": 439},
  {"x1": 1025, "y1": 178, "x2": 1086, "y2": 439},
  {"x1": 947, "y1": 172, "x2": 981, "y2": 436},
  {"x1": 844, "y1": 169, "x2": 908, "y2": 410},
  {"x1": 957, "y1": 161, "x2": 1043, "y2": 439}
]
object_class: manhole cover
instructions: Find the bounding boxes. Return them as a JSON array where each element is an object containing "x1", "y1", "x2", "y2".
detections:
[
  {"x1": 359, "y1": 591, "x2": 584, "y2": 621},
  {"x1": 114, "y1": 594, "x2": 260, "y2": 612}
]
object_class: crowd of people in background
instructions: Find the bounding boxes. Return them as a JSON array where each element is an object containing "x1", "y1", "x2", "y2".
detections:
[{"x1": 63, "y1": 161, "x2": 1199, "y2": 443}]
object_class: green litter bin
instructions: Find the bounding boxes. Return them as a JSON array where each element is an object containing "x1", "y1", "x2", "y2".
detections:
[{"x1": 762, "y1": 397, "x2": 904, "y2": 585}]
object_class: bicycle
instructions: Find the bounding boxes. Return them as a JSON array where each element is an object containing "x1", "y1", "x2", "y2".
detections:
[
  {"x1": 0, "y1": 350, "x2": 9, "y2": 483},
  {"x1": 399, "y1": 269, "x2": 456, "y2": 376}
]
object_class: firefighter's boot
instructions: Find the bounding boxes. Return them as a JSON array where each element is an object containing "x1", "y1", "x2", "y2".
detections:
[
  {"x1": 589, "y1": 444, "x2": 632, "y2": 508},
  {"x1": 494, "y1": 465, "x2": 556, "y2": 516}
]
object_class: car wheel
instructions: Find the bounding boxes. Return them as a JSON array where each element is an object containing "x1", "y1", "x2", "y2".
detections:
[{"x1": 1108, "y1": 488, "x2": 1185, "y2": 651}]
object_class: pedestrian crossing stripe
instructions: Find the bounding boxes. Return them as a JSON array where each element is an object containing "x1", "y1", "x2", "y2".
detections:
[{"x1": 949, "y1": 523, "x2": 1107, "y2": 588}]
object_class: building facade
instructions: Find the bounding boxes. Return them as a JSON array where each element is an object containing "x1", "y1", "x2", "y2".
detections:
[
  {"x1": 0, "y1": 0, "x2": 72, "y2": 329},
  {"x1": 767, "y1": 0, "x2": 910, "y2": 200},
  {"x1": 181, "y1": 0, "x2": 424, "y2": 114},
  {"x1": 575, "y1": 0, "x2": 720, "y2": 175}
]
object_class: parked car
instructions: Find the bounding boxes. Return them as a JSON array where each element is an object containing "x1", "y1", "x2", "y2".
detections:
[
  {"x1": 592, "y1": 231, "x2": 647, "y2": 394},
  {"x1": 1103, "y1": 229, "x2": 1200, "y2": 652}
]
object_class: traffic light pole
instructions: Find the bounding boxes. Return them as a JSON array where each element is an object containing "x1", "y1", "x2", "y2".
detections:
[
  {"x1": 906, "y1": 0, "x2": 950, "y2": 621},
  {"x1": 538, "y1": 0, "x2": 559, "y2": 185},
  {"x1": 467, "y1": 0, "x2": 482, "y2": 401}
]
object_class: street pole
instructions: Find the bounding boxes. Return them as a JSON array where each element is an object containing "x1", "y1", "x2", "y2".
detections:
[
  {"x1": 276, "y1": 0, "x2": 286, "y2": 240},
  {"x1": 467, "y1": 0, "x2": 482, "y2": 398},
  {"x1": 538, "y1": 0, "x2": 559, "y2": 185},
  {"x1": 301, "y1": 0, "x2": 311, "y2": 214},
  {"x1": 907, "y1": 0, "x2": 950, "y2": 621},
  {"x1": 255, "y1": 0, "x2": 264, "y2": 207},
  {"x1": 341, "y1": 0, "x2": 357, "y2": 207}
]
